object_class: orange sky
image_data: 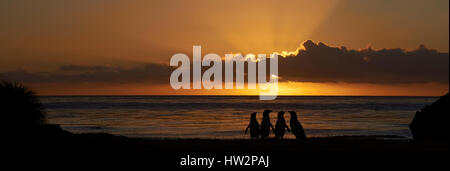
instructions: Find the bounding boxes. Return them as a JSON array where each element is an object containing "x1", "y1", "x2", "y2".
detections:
[{"x1": 0, "y1": 0, "x2": 448, "y2": 96}]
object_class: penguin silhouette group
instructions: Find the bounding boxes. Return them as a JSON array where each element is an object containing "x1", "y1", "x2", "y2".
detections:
[{"x1": 245, "y1": 109, "x2": 307, "y2": 140}]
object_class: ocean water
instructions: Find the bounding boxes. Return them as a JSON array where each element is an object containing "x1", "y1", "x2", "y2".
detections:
[{"x1": 40, "y1": 96, "x2": 437, "y2": 139}]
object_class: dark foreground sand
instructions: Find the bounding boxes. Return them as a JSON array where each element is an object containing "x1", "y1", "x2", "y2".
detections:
[{"x1": 6, "y1": 125, "x2": 447, "y2": 169}]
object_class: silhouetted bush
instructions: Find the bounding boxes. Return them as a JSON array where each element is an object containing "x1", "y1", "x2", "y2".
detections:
[{"x1": 0, "y1": 80, "x2": 45, "y2": 127}]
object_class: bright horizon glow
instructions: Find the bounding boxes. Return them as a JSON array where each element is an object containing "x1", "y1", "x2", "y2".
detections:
[{"x1": 30, "y1": 82, "x2": 448, "y2": 97}]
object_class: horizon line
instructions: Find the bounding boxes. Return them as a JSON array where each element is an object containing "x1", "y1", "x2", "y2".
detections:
[{"x1": 37, "y1": 94, "x2": 441, "y2": 97}]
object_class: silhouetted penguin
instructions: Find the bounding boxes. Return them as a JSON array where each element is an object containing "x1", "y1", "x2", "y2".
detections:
[
  {"x1": 274, "y1": 111, "x2": 290, "y2": 139},
  {"x1": 289, "y1": 111, "x2": 307, "y2": 140},
  {"x1": 260, "y1": 109, "x2": 275, "y2": 139},
  {"x1": 245, "y1": 112, "x2": 260, "y2": 139}
]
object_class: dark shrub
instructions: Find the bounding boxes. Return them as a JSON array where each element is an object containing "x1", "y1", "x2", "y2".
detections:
[{"x1": 0, "y1": 80, "x2": 45, "y2": 127}]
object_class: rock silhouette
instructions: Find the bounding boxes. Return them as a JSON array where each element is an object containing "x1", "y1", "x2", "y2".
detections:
[
  {"x1": 409, "y1": 93, "x2": 449, "y2": 142},
  {"x1": 289, "y1": 111, "x2": 307, "y2": 140},
  {"x1": 260, "y1": 109, "x2": 274, "y2": 139},
  {"x1": 274, "y1": 111, "x2": 290, "y2": 139},
  {"x1": 245, "y1": 112, "x2": 261, "y2": 139}
]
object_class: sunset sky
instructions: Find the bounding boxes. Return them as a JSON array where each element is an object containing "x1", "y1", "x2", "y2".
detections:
[{"x1": 0, "y1": 0, "x2": 448, "y2": 96}]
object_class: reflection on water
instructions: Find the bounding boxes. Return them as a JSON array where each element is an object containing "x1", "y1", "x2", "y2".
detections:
[{"x1": 40, "y1": 96, "x2": 437, "y2": 139}]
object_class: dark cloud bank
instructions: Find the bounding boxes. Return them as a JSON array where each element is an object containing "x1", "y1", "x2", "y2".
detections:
[
  {"x1": 1, "y1": 64, "x2": 171, "y2": 84},
  {"x1": 280, "y1": 40, "x2": 448, "y2": 84},
  {"x1": 1, "y1": 40, "x2": 448, "y2": 85}
]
